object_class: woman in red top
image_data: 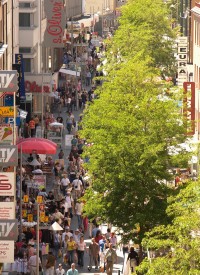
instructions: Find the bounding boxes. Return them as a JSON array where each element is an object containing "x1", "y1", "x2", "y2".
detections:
[{"x1": 95, "y1": 230, "x2": 103, "y2": 243}]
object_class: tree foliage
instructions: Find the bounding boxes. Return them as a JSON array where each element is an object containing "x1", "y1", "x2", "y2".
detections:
[
  {"x1": 80, "y1": 0, "x2": 189, "y2": 245},
  {"x1": 137, "y1": 181, "x2": 200, "y2": 274}
]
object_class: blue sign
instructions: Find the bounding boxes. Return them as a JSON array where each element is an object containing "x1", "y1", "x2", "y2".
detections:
[
  {"x1": 5, "y1": 117, "x2": 21, "y2": 126},
  {"x1": 15, "y1": 54, "x2": 26, "y2": 102}
]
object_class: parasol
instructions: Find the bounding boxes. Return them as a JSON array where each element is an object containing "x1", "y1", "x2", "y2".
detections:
[
  {"x1": 49, "y1": 122, "x2": 64, "y2": 127},
  {"x1": 49, "y1": 221, "x2": 63, "y2": 231},
  {"x1": 28, "y1": 159, "x2": 41, "y2": 166},
  {"x1": 17, "y1": 138, "x2": 57, "y2": 154}
]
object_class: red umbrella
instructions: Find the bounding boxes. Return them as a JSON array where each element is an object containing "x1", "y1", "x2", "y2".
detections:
[{"x1": 17, "y1": 138, "x2": 57, "y2": 154}]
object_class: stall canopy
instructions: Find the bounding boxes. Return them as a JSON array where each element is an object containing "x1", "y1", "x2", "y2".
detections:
[{"x1": 17, "y1": 138, "x2": 57, "y2": 154}]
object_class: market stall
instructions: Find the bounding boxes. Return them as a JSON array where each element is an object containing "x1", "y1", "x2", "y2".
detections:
[{"x1": 47, "y1": 122, "x2": 64, "y2": 147}]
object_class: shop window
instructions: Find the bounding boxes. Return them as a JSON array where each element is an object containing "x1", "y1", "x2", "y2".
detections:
[{"x1": 19, "y1": 47, "x2": 31, "y2": 53}]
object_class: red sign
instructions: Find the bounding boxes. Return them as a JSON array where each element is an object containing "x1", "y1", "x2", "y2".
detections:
[
  {"x1": 43, "y1": 0, "x2": 65, "y2": 48},
  {"x1": 25, "y1": 81, "x2": 50, "y2": 93},
  {"x1": 183, "y1": 82, "x2": 195, "y2": 135}
]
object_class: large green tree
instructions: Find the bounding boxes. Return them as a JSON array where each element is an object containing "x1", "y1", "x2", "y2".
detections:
[
  {"x1": 80, "y1": 0, "x2": 189, "y2": 255},
  {"x1": 137, "y1": 180, "x2": 200, "y2": 274}
]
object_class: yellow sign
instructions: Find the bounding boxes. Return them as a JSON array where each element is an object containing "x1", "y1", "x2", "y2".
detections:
[
  {"x1": 23, "y1": 195, "x2": 29, "y2": 203},
  {"x1": 0, "y1": 107, "x2": 14, "y2": 117},
  {"x1": 44, "y1": 216, "x2": 49, "y2": 223},
  {"x1": 27, "y1": 214, "x2": 33, "y2": 222},
  {"x1": 22, "y1": 209, "x2": 27, "y2": 218},
  {"x1": 37, "y1": 196, "x2": 43, "y2": 204},
  {"x1": 40, "y1": 212, "x2": 45, "y2": 222}
]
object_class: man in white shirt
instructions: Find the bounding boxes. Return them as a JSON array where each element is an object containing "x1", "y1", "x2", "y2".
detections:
[
  {"x1": 61, "y1": 174, "x2": 70, "y2": 195},
  {"x1": 72, "y1": 177, "x2": 82, "y2": 198},
  {"x1": 65, "y1": 192, "x2": 73, "y2": 216},
  {"x1": 75, "y1": 201, "x2": 84, "y2": 228},
  {"x1": 73, "y1": 229, "x2": 81, "y2": 244},
  {"x1": 56, "y1": 263, "x2": 65, "y2": 275},
  {"x1": 28, "y1": 251, "x2": 41, "y2": 275}
]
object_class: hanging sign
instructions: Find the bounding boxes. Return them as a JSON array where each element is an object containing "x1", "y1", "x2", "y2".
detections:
[
  {"x1": 0, "y1": 172, "x2": 15, "y2": 196},
  {"x1": 23, "y1": 195, "x2": 29, "y2": 203},
  {"x1": 27, "y1": 214, "x2": 33, "y2": 222},
  {"x1": 0, "y1": 241, "x2": 14, "y2": 262},
  {"x1": 0, "y1": 125, "x2": 13, "y2": 144},
  {"x1": 0, "y1": 202, "x2": 15, "y2": 219},
  {"x1": 0, "y1": 107, "x2": 14, "y2": 117},
  {"x1": 0, "y1": 71, "x2": 18, "y2": 92},
  {"x1": 0, "y1": 219, "x2": 18, "y2": 241},
  {"x1": 0, "y1": 146, "x2": 18, "y2": 166}
]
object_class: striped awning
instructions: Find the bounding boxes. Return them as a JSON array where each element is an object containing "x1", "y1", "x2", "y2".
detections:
[{"x1": 191, "y1": 6, "x2": 200, "y2": 16}]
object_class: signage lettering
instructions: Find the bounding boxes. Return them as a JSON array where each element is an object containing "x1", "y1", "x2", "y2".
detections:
[
  {"x1": 25, "y1": 81, "x2": 50, "y2": 93},
  {"x1": 183, "y1": 82, "x2": 195, "y2": 135},
  {"x1": 0, "y1": 223, "x2": 15, "y2": 237},
  {"x1": 0, "y1": 74, "x2": 15, "y2": 89},
  {"x1": 0, "y1": 175, "x2": 11, "y2": 190},
  {"x1": 0, "y1": 146, "x2": 18, "y2": 166},
  {"x1": 0, "y1": 148, "x2": 15, "y2": 163}
]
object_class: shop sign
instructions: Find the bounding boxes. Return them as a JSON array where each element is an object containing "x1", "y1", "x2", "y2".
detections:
[
  {"x1": 26, "y1": 93, "x2": 32, "y2": 101},
  {"x1": 0, "y1": 173, "x2": 15, "y2": 196},
  {"x1": 0, "y1": 146, "x2": 18, "y2": 166},
  {"x1": 0, "y1": 71, "x2": 18, "y2": 92},
  {"x1": 0, "y1": 125, "x2": 13, "y2": 144},
  {"x1": 0, "y1": 241, "x2": 14, "y2": 263},
  {"x1": 0, "y1": 107, "x2": 14, "y2": 117},
  {"x1": 183, "y1": 82, "x2": 195, "y2": 135},
  {"x1": 4, "y1": 117, "x2": 21, "y2": 127},
  {"x1": 177, "y1": 37, "x2": 188, "y2": 87},
  {"x1": 18, "y1": 109, "x2": 28, "y2": 119},
  {"x1": 23, "y1": 195, "x2": 29, "y2": 203},
  {"x1": 0, "y1": 202, "x2": 15, "y2": 219},
  {"x1": 44, "y1": 0, "x2": 65, "y2": 48},
  {"x1": 0, "y1": 219, "x2": 18, "y2": 241},
  {"x1": 15, "y1": 54, "x2": 26, "y2": 101},
  {"x1": 25, "y1": 81, "x2": 50, "y2": 93}
]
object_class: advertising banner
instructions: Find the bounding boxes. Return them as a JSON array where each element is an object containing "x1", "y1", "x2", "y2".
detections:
[
  {"x1": 0, "y1": 107, "x2": 14, "y2": 117},
  {"x1": 0, "y1": 219, "x2": 18, "y2": 241},
  {"x1": 0, "y1": 71, "x2": 18, "y2": 92},
  {"x1": 0, "y1": 146, "x2": 18, "y2": 166},
  {"x1": 15, "y1": 54, "x2": 26, "y2": 101},
  {"x1": 0, "y1": 125, "x2": 13, "y2": 144},
  {"x1": 183, "y1": 82, "x2": 195, "y2": 135},
  {"x1": 0, "y1": 202, "x2": 15, "y2": 219},
  {"x1": 0, "y1": 172, "x2": 15, "y2": 196},
  {"x1": 44, "y1": 0, "x2": 65, "y2": 48},
  {"x1": 0, "y1": 241, "x2": 14, "y2": 263}
]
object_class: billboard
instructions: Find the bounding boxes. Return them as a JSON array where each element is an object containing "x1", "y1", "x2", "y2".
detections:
[
  {"x1": 44, "y1": 0, "x2": 65, "y2": 48},
  {"x1": 0, "y1": 71, "x2": 18, "y2": 92},
  {"x1": 183, "y1": 82, "x2": 195, "y2": 135},
  {"x1": 0, "y1": 202, "x2": 15, "y2": 219},
  {"x1": 0, "y1": 241, "x2": 14, "y2": 262},
  {"x1": 0, "y1": 125, "x2": 13, "y2": 144},
  {"x1": 0, "y1": 173, "x2": 15, "y2": 196},
  {"x1": 0, "y1": 146, "x2": 18, "y2": 166},
  {"x1": 0, "y1": 220, "x2": 18, "y2": 241}
]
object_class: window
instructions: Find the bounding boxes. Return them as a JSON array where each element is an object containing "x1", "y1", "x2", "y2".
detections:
[
  {"x1": 19, "y1": 2, "x2": 31, "y2": 8},
  {"x1": 23, "y1": 58, "x2": 31, "y2": 72},
  {"x1": 19, "y1": 13, "x2": 30, "y2": 27},
  {"x1": 19, "y1": 47, "x2": 31, "y2": 53}
]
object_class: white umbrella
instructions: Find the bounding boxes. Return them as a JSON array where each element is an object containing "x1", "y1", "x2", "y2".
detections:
[
  {"x1": 32, "y1": 169, "x2": 43, "y2": 174},
  {"x1": 28, "y1": 159, "x2": 41, "y2": 166},
  {"x1": 49, "y1": 221, "x2": 63, "y2": 231},
  {"x1": 49, "y1": 122, "x2": 64, "y2": 127}
]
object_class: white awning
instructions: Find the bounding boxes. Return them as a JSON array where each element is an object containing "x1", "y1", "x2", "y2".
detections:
[
  {"x1": 0, "y1": 44, "x2": 8, "y2": 57},
  {"x1": 59, "y1": 68, "x2": 80, "y2": 77}
]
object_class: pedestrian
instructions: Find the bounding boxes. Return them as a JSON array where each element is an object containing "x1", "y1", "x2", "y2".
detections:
[
  {"x1": 60, "y1": 174, "x2": 70, "y2": 195},
  {"x1": 67, "y1": 263, "x2": 79, "y2": 275},
  {"x1": 75, "y1": 200, "x2": 84, "y2": 228},
  {"x1": 77, "y1": 235, "x2": 87, "y2": 267},
  {"x1": 28, "y1": 117, "x2": 36, "y2": 137},
  {"x1": 58, "y1": 149, "x2": 64, "y2": 159},
  {"x1": 88, "y1": 238, "x2": 99, "y2": 271},
  {"x1": 104, "y1": 243, "x2": 117, "y2": 275},
  {"x1": 67, "y1": 236, "x2": 77, "y2": 265},
  {"x1": 45, "y1": 251, "x2": 56, "y2": 275},
  {"x1": 127, "y1": 246, "x2": 139, "y2": 272},
  {"x1": 55, "y1": 263, "x2": 65, "y2": 275},
  {"x1": 28, "y1": 250, "x2": 41, "y2": 275}
]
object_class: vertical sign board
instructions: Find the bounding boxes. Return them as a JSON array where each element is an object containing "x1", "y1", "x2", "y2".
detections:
[
  {"x1": 0, "y1": 146, "x2": 18, "y2": 166},
  {"x1": 0, "y1": 202, "x2": 15, "y2": 219},
  {"x1": 15, "y1": 54, "x2": 26, "y2": 102},
  {"x1": 0, "y1": 241, "x2": 14, "y2": 262},
  {"x1": 0, "y1": 71, "x2": 18, "y2": 92},
  {"x1": 12, "y1": 63, "x2": 21, "y2": 105},
  {"x1": 177, "y1": 37, "x2": 188, "y2": 87},
  {"x1": 43, "y1": 0, "x2": 65, "y2": 48},
  {"x1": 183, "y1": 82, "x2": 195, "y2": 135},
  {"x1": 0, "y1": 172, "x2": 15, "y2": 196}
]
